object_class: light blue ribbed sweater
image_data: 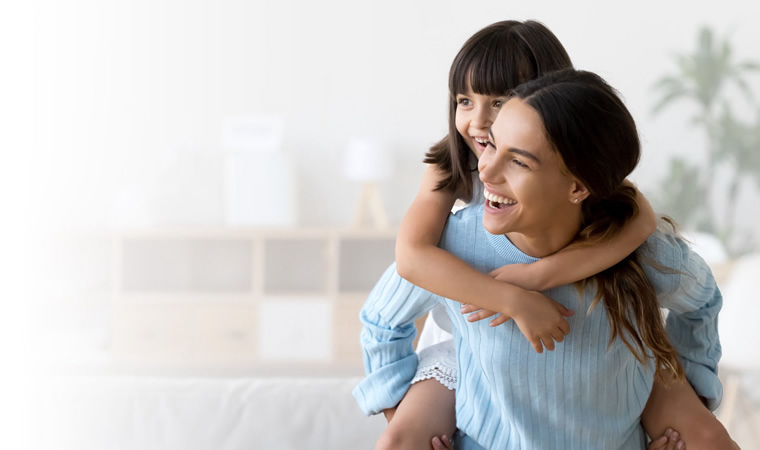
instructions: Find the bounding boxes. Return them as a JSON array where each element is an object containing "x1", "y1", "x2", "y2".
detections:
[{"x1": 353, "y1": 204, "x2": 722, "y2": 450}]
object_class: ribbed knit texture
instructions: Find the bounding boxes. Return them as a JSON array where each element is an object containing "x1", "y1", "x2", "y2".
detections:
[{"x1": 353, "y1": 204, "x2": 722, "y2": 450}]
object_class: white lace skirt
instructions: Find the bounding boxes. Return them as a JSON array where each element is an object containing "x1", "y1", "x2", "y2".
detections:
[
  {"x1": 412, "y1": 339, "x2": 457, "y2": 390},
  {"x1": 412, "y1": 305, "x2": 458, "y2": 390}
]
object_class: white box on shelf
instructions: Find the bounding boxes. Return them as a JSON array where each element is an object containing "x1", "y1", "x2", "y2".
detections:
[{"x1": 221, "y1": 116, "x2": 284, "y2": 153}]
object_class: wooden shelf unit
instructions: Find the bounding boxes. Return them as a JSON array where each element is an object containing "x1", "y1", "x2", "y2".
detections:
[{"x1": 109, "y1": 226, "x2": 398, "y2": 373}]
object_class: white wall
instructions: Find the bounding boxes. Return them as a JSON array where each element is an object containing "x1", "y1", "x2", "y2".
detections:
[{"x1": 22, "y1": 0, "x2": 760, "y2": 232}]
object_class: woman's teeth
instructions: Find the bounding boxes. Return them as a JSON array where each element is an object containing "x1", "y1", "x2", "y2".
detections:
[{"x1": 484, "y1": 190, "x2": 516, "y2": 208}]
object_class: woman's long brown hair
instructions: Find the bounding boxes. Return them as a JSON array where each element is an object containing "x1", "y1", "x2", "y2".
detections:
[{"x1": 513, "y1": 69, "x2": 684, "y2": 381}]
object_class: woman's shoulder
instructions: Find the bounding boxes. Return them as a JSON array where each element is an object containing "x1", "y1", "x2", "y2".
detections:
[
  {"x1": 448, "y1": 202, "x2": 485, "y2": 223},
  {"x1": 439, "y1": 204, "x2": 486, "y2": 248},
  {"x1": 639, "y1": 230, "x2": 689, "y2": 263},
  {"x1": 638, "y1": 230, "x2": 716, "y2": 301}
]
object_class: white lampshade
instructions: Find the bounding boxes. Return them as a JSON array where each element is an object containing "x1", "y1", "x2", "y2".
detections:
[{"x1": 343, "y1": 138, "x2": 394, "y2": 182}]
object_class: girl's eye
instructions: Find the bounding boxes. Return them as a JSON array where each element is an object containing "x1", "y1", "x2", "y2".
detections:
[
  {"x1": 457, "y1": 98, "x2": 472, "y2": 106},
  {"x1": 493, "y1": 100, "x2": 504, "y2": 108},
  {"x1": 512, "y1": 159, "x2": 528, "y2": 168}
]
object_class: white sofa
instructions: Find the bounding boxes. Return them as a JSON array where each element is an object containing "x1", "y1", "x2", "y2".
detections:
[
  {"x1": 33, "y1": 376, "x2": 385, "y2": 450},
  {"x1": 26, "y1": 252, "x2": 759, "y2": 450}
]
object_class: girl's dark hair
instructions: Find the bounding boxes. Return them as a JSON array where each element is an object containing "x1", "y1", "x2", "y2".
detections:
[
  {"x1": 424, "y1": 20, "x2": 573, "y2": 200},
  {"x1": 511, "y1": 69, "x2": 684, "y2": 381}
]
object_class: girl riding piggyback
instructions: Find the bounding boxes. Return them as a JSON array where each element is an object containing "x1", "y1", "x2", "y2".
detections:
[{"x1": 375, "y1": 19, "x2": 735, "y2": 450}]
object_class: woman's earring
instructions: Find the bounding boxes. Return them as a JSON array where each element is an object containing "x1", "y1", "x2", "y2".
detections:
[{"x1": 573, "y1": 198, "x2": 579, "y2": 204}]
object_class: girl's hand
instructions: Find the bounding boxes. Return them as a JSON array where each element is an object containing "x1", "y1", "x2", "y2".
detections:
[
  {"x1": 510, "y1": 290, "x2": 574, "y2": 353},
  {"x1": 431, "y1": 434, "x2": 453, "y2": 450},
  {"x1": 648, "y1": 428, "x2": 685, "y2": 450},
  {"x1": 459, "y1": 304, "x2": 511, "y2": 327},
  {"x1": 461, "y1": 290, "x2": 573, "y2": 353}
]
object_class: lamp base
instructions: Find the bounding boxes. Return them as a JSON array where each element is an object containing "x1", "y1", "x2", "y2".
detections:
[{"x1": 351, "y1": 182, "x2": 389, "y2": 229}]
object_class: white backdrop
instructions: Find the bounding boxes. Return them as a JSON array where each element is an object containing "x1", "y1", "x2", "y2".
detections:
[
  {"x1": 3, "y1": 1, "x2": 760, "y2": 448},
  {"x1": 15, "y1": 0, "x2": 760, "y2": 231}
]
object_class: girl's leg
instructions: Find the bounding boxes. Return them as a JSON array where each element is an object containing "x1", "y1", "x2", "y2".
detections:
[
  {"x1": 375, "y1": 379, "x2": 456, "y2": 450},
  {"x1": 642, "y1": 374, "x2": 738, "y2": 450}
]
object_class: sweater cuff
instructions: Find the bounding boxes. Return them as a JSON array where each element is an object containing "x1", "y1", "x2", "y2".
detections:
[
  {"x1": 683, "y1": 358, "x2": 723, "y2": 411},
  {"x1": 353, "y1": 353, "x2": 418, "y2": 416}
]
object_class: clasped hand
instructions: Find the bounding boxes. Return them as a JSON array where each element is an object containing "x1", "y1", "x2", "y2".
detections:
[{"x1": 460, "y1": 264, "x2": 574, "y2": 353}]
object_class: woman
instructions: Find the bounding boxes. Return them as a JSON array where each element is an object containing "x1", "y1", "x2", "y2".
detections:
[
  {"x1": 354, "y1": 69, "x2": 728, "y2": 449},
  {"x1": 387, "y1": 19, "x2": 664, "y2": 450}
]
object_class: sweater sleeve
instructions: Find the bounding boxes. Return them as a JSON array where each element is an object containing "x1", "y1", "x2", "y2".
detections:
[
  {"x1": 352, "y1": 262, "x2": 442, "y2": 416},
  {"x1": 641, "y1": 231, "x2": 723, "y2": 411}
]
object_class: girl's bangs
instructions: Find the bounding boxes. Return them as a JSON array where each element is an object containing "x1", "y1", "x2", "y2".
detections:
[{"x1": 451, "y1": 40, "x2": 526, "y2": 96}]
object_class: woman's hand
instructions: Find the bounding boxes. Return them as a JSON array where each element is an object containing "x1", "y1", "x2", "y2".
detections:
[
  {"x1": 431, "y1": 434, "x2": 454, "y2": 450},
  {"x1": 461, "y1": 289, "x2": 574, "y2": 353},
  {"x1": 647, "y1": 428, "x2": 685, "y2": 450}
]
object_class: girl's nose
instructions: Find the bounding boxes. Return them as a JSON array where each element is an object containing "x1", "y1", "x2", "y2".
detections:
[{"x1": 471, "y1": 106, "x2": 492, "y2": 129}]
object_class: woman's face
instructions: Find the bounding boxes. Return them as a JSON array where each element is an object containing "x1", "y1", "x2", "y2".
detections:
[
  {"x1": 455, "y1": 87, "x2": 508, "y2": 158},
  {"x1": 479, "y1": 98, "x2": 582, "y2": 243}
]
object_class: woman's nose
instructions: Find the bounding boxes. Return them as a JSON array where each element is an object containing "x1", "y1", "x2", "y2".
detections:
[{"x1": 479, "y1": 150, "x2": 504, "y2": 183}]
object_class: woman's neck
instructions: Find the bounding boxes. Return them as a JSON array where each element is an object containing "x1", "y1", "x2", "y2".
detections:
[{"x1": 506, "y1": 220, "x2": 581, "y2": 259}]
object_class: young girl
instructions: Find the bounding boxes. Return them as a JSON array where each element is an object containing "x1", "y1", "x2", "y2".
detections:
[{"x1": 378, "y1": 20, "x2": 735, "y2": 450}]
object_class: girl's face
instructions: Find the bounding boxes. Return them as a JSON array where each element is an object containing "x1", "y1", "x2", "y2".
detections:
[
  {"x1": 479, "y1": 98, "x2": 585, "y2": 248},
  {"x1": 455, "y1": 88, "x2": 508, "y2": 158}
]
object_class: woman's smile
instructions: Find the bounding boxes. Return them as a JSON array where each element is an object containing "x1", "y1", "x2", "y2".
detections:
[
  {"x1": 483, "y1": 188, "x2": 517, "y2": 215},
  {"x1": 479, "y1": 98, "x2": 583, "y2": 256}
]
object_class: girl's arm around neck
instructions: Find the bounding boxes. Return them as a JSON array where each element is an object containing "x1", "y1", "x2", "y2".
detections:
[
  {"x1": 396, "y1": 164, "x2": 574, "y2": 354},
  {"x1": 394, "y1": 164, "x2": 456, "y2": 281},
  {"x1": 395, "y1": 164, "x2": 527, "y2": 314},
  {"x1": 505, "y1": 180, "x2": 657, "y2": 292},
  {"x1": 396, "y1": 166, "x2": 572, "y2": 353}
]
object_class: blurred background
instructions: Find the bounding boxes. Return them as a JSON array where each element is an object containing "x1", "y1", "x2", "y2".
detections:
[{"x1": 3, "y1": 0, "x2": 760, "y2": 448}]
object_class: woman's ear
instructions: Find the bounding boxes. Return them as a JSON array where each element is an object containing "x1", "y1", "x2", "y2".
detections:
[{"x1": 568, "y1": 179, "x2": 590, "y2": 204}]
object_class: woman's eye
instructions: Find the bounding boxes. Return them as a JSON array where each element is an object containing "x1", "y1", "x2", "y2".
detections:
[
  {"x1": 457, "y1": 98, "x2": 472, "y2": 106},
  {"x1": 493, "y1": 100, "x2": 504, "y2": 108},
  {"x1": 512, "y1": 159, "x2": 528, "y2": 168}
]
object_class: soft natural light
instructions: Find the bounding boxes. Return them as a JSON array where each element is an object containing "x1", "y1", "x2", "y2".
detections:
[{"x1": 12, "y1": 0, "x2": 760, "y2": 448}]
